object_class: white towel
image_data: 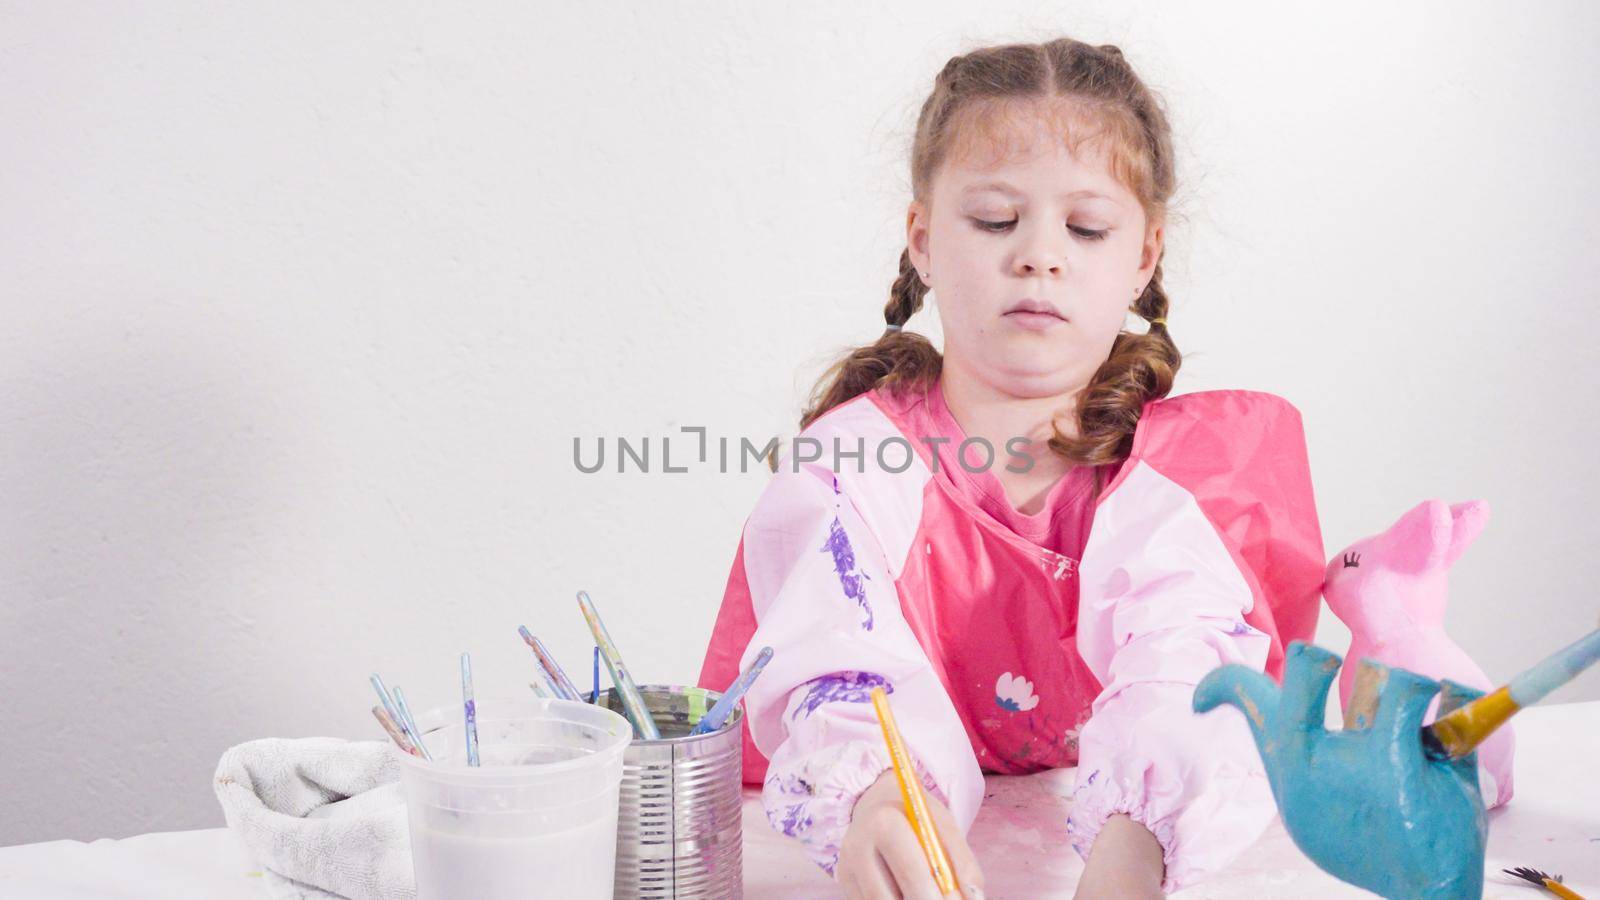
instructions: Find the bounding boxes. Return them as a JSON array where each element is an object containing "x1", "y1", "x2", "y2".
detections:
[{"x1": 212, "y1": 737, "x2": 414, "y2": 900}]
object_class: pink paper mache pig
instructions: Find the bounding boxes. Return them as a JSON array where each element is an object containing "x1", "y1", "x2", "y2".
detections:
[{"x1": 1322, "y1": 498, "x2": 1514, "y2": 809}]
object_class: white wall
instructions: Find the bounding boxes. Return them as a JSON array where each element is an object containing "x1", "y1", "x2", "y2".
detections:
[{"x1": 3, "y1": 0, "x2": 1596, "y2": 845}]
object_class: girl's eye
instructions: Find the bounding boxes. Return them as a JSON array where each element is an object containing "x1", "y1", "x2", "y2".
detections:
[{"x1": 971, "y1": 218, "x2": 1110, "y2": 241}]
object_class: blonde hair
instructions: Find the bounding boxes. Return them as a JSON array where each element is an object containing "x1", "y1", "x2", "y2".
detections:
[{"x1": 783, "y1": 38, "x2": 1182, "y2": 491}]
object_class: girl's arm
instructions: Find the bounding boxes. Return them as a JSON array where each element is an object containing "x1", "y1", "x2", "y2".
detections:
[
  {"x1": 1073, "y1": 814, "x2": 1165, "y2": 899},
  {"x1": 735, "y1": 457, "x2": 985, "y2": 879},
  {"x1": 1067, "y1": 393, "x2": 1324, "y2": 895},
  {"x1": 1068, "y1": 598, "x2": 1276, "y2": 895}
]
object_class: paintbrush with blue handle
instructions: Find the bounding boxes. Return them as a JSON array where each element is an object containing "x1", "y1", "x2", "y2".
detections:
[
  {"x1": 1423, "y1": 624, "x2": 1600, "y2": 760},
  {"x1": 690, "y1": 646, "x2": 773, "y2": 736}
]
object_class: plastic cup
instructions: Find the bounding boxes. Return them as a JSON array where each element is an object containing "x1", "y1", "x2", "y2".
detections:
[{"x1": 393, "y1": 695, "x2": 633, "y2": 900}]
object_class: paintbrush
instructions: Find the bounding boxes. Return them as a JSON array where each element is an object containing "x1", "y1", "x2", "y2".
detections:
[
  {"x1": 370, "y1": 673, "x2": 432, "y2": 761},
  {"x1": 575, "y1": 590, "x2": 660, "y2": 739},
  {"x1": 870, "y1": 686, "x2": 959, "y2": 896},
  {"x1": 391, "y1": 686, "x2": 432, "y2": 761},
  {"x1": 1422, "y1": 625, "x2": 1600, "y2": 760},
  {"x1": 1504, "y1": 866, "x2": 1586, "y2": 899},
  {"x1": 517, "y1": 626, "x2": 583, "y2": 701},
  {"x1": 460, "y1": 651, "x2": 480, "y2": 766},
  {"x1": 371, "y1": 705, "x2": 420, "y2": 757},
  {"x1": 514, "y1": 627, "x2": 567, "y2": 699},
  {"x1": 689, "y1": 646, "x2": 773, "y2": 736}
]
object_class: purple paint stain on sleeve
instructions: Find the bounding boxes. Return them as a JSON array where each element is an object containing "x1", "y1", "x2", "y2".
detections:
[
  {"x1": 821, "y1": 517, "x2": 874, "y2": 630},
  {"x1": 768, "y1": 799, "x2": 813, "y2": 838},
  {"x1": 791, "y1": 671, "x2": 892, "y2": 722},
  {"x1": 766, "y1": 773, "x2": 817, "y2": 836},
  {"x1": 765, "y1": 771, "x2": 841, "y2": 872},
  {"x1": 1072, "y1": 769, "x2": 1099, "y2": 797}
]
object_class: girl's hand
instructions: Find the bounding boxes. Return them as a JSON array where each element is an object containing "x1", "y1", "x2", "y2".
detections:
[
  {"x1": 1072, "y1": 814, "x2": 1165, "y2": 900},
  {"x1": 837, "y1": 769, "x2": 986, "y2": 899}
]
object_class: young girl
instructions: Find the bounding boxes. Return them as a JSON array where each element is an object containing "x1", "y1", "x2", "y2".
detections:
[{"x1": 699, "y1": 38, "x2": 1324, "y2": 899}]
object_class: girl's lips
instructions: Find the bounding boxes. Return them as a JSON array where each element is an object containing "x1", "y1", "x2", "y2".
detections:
[{"x1": 1003, "y1": 310, "x2": 1067, "y2": 331}]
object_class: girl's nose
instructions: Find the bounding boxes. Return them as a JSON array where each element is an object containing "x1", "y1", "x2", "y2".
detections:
[
  {"x1": 1014, "y1": 258, "x2": 1064, "y2": 277},
  {"x1": 1011, "y1": 231, "x2": 1067, "y2": 277}
]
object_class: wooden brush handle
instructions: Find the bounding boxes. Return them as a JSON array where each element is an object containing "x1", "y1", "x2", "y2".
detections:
[{"x1": 1544, "y1": 877, "x2": 1586, "y2": 900}]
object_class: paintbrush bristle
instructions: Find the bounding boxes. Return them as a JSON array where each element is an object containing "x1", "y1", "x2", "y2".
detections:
[{"x1": 1503, "y1": 866, "x2": 1563, "y2": 885}]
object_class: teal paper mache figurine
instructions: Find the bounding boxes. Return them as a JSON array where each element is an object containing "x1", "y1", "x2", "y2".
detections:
[{"x1": 1194, "y1": 640, "x2": 1488, "y2": 899}]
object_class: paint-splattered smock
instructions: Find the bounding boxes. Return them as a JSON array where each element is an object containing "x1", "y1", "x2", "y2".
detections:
[{"x1": 697, "y1": 380, "x2": 1326, "y2": 894}]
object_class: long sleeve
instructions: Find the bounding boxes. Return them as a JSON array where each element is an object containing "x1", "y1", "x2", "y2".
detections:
[
  {"x1": 1067, "y1": 391, "x2": 1325, "y2": 894},
  {"x1": 736, "y1": 459, "x2": 983, "y2": 876}
]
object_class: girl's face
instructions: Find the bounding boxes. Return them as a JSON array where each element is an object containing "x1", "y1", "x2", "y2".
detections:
[{"x1": 906, "y1": 109, "x2": 1164, "y2": 400}]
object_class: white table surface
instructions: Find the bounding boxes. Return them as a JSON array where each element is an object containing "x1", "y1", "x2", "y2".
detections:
[{"x1": 2, "y1": 702, "x2": 1596, "y2": 899}]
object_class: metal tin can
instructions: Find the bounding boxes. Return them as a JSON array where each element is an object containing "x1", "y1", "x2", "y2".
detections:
[{"x1": 600, "y1": 683, "x2": 744, "y2": 899}]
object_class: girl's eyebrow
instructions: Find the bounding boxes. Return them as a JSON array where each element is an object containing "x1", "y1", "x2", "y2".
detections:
[{"x1": 961, "y1": 180, "x2": 1111, "y2": 201}]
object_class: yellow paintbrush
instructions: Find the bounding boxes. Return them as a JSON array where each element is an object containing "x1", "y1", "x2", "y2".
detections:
[
  {"x1": 870, "y1": 686, "x2": 958, "y2": 896},
  {"x1": 1504, "y1": 866, "x2": 1586, "y2": 900},
  {"x1": 1422, "y1": 625, "x2": 1599, "y2": 760}
]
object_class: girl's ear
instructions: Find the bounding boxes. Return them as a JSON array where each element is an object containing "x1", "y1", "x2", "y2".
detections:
[
  {"x1": 1138, "y1": 217, "x2": 1164, "y2": 284},
  {"x1": 906, "y1": 199, "x2": 932, "y2": 280}
]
